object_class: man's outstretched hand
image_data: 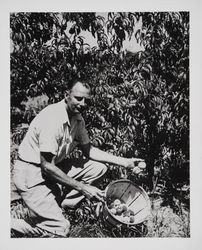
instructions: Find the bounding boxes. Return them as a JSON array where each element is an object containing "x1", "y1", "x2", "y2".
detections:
[
  {"x1": 124, "y1": 158, "x2": 146, "y2": 174},
  {"x1": 80, "y1": 158, "x2": 147, "y2": 203}
]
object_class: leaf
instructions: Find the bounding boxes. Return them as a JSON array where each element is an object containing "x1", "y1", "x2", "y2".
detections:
[{"x1": 135, "y1": 29, "x2": 141, "y2": 42}]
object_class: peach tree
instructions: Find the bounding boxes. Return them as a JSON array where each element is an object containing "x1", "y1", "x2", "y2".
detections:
[{"x1": 10, "y1": 12, "x2": 189, "y2": 195}]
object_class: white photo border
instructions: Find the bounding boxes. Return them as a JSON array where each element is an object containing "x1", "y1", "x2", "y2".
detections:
[{"x1": 1, "y1": 0, "x2": 202, "y2": 249}]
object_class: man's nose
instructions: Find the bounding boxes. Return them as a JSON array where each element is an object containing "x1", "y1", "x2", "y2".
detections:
[{"x1": 80, "y1": 98, "x2": 85, "y2": 106}]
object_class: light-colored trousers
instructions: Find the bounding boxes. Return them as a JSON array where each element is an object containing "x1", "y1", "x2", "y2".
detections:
[{"x1": 12, "y1": 158, "x2": 107, "y2": 237}]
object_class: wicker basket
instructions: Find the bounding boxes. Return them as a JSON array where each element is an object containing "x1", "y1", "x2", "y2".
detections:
[{"x1": 103, "y1": 179, "x2": 151, "y2": 226}]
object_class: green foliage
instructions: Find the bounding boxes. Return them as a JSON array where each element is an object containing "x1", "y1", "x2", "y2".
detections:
[
  {"x1": 11, "y1": 196, "x2": 189, "y2": 238},
  {"x1": 21, "y1": 94, "x2": 49, "y2": 123},
  {"x1": 10, "y1": 12, "x2": 108, "y2": 106},
  {"x1": 133, "y1": 12, "x2": 189, "y2": 188},
  {"x1": 10, "y1": 12, "x2": 190, "y2": 238},
  {"x1": 10, "y1": 12, "x2": 189, "y2": 199}
]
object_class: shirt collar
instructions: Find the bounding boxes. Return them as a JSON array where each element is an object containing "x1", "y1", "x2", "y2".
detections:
[{"x1": 60, "y1": 99, "x2": 83, "y2": 126}]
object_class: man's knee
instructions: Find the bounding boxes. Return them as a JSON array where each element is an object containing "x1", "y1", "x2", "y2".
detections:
[
  {"x1": 49, "y1": 215, "x2": 70, "y2": 236},
  {"x1": 90, "y1": 161, "x2": 107, "y2": 178},
  {"x1": 62, "y1": 218, "x2": 71, "y2": 236},
  {"x1": 97, "y1": 162, "x2": 107, "y2": 174}
]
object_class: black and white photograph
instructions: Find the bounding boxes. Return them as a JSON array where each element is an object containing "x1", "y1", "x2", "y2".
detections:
[
  {"x1": 0, "y1": 0, "x2": 201, "y2": 249},
  {"x1": 9, "y1": 11, "x2": 191, "y2": 239}
]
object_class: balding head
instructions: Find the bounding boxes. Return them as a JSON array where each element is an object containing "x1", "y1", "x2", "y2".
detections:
[{"x1": 65, "y1": 80, "x2": 91, "y2": 115}]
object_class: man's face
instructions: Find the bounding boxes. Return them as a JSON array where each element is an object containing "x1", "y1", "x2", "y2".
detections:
[{"x1": 65, "y1": 81, "x2": 91, "y2": 115}]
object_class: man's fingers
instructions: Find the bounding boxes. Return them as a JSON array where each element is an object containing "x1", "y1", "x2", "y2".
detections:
[
  {"x1": 97, "y1": 190, "x2": 105, "y2": 200},
  {"x1": 97, "y1": 196, "x2": 104, "y2": 202},
  {"x1": 132, "y1": 158, "x2": 144, "y2": 162},
  {"x1": 131, "y1": 158, "x2": 146, "y2": 168},
  {"x1": 93, "y1": 189, "x2": 105, "y2": 202},
  {"x1": 90, "y1": 194, "x2": 104, "y2": 203}
]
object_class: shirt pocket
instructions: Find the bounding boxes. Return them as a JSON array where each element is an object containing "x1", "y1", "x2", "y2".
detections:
[{"x1": 67, "y1": 140, "x2": 78, "y2": 155}]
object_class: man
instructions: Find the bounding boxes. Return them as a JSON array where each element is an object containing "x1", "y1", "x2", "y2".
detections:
[{"x1": 12, "y1": 79, "x2": 145, "y2": 237}]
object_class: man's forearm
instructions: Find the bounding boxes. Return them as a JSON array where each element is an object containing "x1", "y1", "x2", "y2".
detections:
[
  {"x1": 89, "y1": 146, "x2": 126, "y2": 167},
  {"x1": 40, "y1": 156, "x2": 105, "y2": 201},
  {"x1": 41, "y1": 158, "x2": 84, "y2": 192}
]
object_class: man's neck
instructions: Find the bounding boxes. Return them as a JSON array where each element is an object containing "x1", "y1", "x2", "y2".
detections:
[{"x1": 64, "y1": 101, "x2": 72, "y2": 125}]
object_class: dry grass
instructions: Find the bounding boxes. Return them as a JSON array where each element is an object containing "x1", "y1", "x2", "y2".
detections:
[
  {"x1": 146, "y1": 206, "x2": 190, "y2": 237},
  {"x1": 10, "y1": 196, "x2": 190, "y2": 238}
]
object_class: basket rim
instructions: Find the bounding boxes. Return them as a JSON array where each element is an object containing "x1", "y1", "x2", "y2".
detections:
[{"x1": 104, "y1": 179, "x2": 151, "y2": 225}]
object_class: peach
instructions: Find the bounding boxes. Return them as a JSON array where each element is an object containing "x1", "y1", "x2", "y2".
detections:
[
  {"x1": 116, "y1": 206, "x2": 123, "y2": 215},
  {"x1": 122, "y1": 216, "x2": 130, "y2": 223},
  {"x1": 114, "y1": 199, "x2": 121, "y2": 207},
  {"x1": 110, "y1": 208, "x2": 116, "y2": 215},
  {"x1": 128, "y1": 209, "x2": 135, "y2": 216},
  {"x1": 108, "y1": 202, "x2": 114, "y2": 209},
  {"x1": 130, "y1": 216, "x2": 135, "y2": 223}
]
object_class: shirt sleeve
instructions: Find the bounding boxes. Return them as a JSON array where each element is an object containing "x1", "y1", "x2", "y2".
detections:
[
  {"x1": 75, "y1": 119, "x2": 90, "y2": 145},
  {"x1": 38, "y1": 123, "x2": 60, "y2": 155}
]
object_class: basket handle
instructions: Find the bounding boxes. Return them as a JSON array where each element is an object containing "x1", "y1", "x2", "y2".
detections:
[{"x1": 128, "y1": 192, "x2": 141, "y2": 207}]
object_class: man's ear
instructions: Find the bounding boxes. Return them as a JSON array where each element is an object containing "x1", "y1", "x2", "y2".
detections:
[{"x1": 64, "y1": 90, "x2": 70, "y2": 102}]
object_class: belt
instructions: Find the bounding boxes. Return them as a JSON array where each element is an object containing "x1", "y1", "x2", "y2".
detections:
[{"x1": 17, "y1": 157, "x2": 40, "y2": 166}]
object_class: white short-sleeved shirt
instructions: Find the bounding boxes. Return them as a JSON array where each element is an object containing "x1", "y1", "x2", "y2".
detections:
[{"x1": 19, "y1": 99, "x2": 90, "y2": 165}]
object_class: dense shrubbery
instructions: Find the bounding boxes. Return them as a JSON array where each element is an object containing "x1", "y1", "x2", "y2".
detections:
[{"x1": 10, "y1": 12, "x2": 189, "y2": 236}]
